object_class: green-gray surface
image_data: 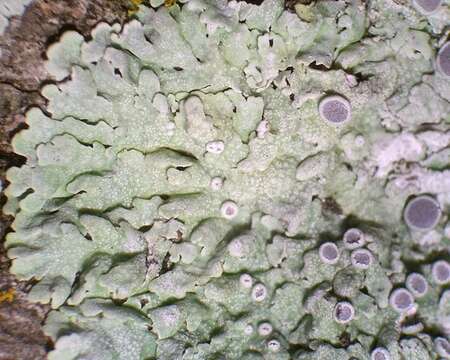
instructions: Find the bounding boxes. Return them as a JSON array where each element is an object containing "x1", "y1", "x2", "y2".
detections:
[{"x1": 3, "y1": 0, "x2": 450, "y2": 358}]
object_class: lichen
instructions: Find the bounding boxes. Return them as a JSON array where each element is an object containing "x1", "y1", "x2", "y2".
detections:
[{"x1": 3, "y1": 0, "x2": 450, "y2": 358}]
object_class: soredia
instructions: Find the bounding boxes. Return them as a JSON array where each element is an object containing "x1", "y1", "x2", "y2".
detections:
[{"x1": 3, "y1": 0, "x2": 450, "y2": 358}]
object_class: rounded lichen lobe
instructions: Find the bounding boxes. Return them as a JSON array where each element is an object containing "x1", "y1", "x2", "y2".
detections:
[
  {"x1": 318, "y1": 95, "x2": 351, "y2": 124},
  {"x1": 403, "y1": 195, "x2": 441, "y2": 231},
  {"x1": 333, "y1": 267, "x2": 363, "y2": 298},
  {"x1": 435, "y1": 337, "x2": 450, "y2": 358}
]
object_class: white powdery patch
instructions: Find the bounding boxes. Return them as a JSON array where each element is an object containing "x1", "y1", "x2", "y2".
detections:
[
  {"x1": 227, "y1": 235, "x2": 252, "y2": 258},
  {"x1": 206, "y1": 141, "x2": 225, "y2": 154},
  {"x1": 416, "y1": 130, "x2": 450, "y2": 153},
  {"x1": 345, "y1": 74, "x2": 358, "y2": 87},
  {"x1": 210, "y1": 177, "x2": 224, "y2": 191},
  {"x1": 292, "y1": 93, "x2": 321, "y2": 108},
  {"x1": 257, "y1": 322, "x2": 273, "y2": 336},
  {"x1": 393, "y1": 167, "x2": 450, "y2": 193},
  {"x1": 415, "y1": 229, "x2": 442, "y2": 247},
  {"x1": 239, "y1": 274, "x2": 253, "y2": 288},
  {"x1": 256, "y1": 120, "x2": 270, "y2": 139},
  {"x1": 372, "y1": 133, "x2": 425, "y2": 177},
  {"x1": 244, "y1": 324, "x2": 254, "y2": 335}
]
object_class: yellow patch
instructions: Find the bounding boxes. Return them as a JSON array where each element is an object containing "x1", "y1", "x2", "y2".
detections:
[
  {"x1": 128, "y1": 0, "x2": 144, "y2": 16},
  {"x1": 164, "y1": 0, "x2": 177, "y2": 7},
  {"x1": 0, "y1": 288, "x2": 15, "y2": 303}
]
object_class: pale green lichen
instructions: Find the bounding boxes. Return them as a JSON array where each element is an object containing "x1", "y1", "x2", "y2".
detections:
[{"x1": 4, "y1": 0, "x2": 450, "y2": 358}]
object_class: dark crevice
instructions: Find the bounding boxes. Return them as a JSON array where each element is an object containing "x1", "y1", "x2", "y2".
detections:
[
  {"x1": 0, "y1": 150, "x2": 26, "y2": 168},
  {"x1": 175, "y1": 166, "x2": 189, "y2": 171},
  {"x1": 402, "y1": 251, "x2": 450, "y2": 275},
  {"x1": 7, "y1": 120, "x2": 29, "y2": 143},
  {"x1": 44, "y1": 339, "x2": 55, "y2": 353},
  {"x1": 143, "y1": 33, "x2": 154, "y2": 45},
  {"x1": 159, "y1": 146, "x2": 199, "y2": 162},
  {"x1": 39, "y1": 76, "x2": 73, "y2": 90},
  {"x1": 353, "y1": 72, "x2": 372, "y2": 82},
  {"x1": 341, "y1": 215, "x2": 385, "y2": 233},
  {"x1": 159, "y1": 252, "x2": 174, "y2": 275},
  {"x1": 236, "y1": 0, "x2": 264, "y2": 4},
  {"x1": 308, "y1": 61, "x2": 330, "y2": 71},
  {"x1": 0, "y1": 81, "x2": 41, "y2": 94},
  {"x1": 112, "y1": 297, "x2": 128, "y2": 305},
  {"x1": 360, "y1": 286, "x2": 370, "y2": 296},
  {"x1": 140, "y1": 298, "x2": 149, "y2": 308},
  {"x1": 138, "y1": 225, "x2": 153, "y2": 233},
  {"x1": 338, "y1": 332, "x2": 351, "y2": 347},
  {"x1": 37, "y1": 105, "x2": 53, "y2": 118},
  {"x1": 321, "y1": 196, "x2": 343, "y2": 216},
  {"x1": 69, "y1": 271, "x2": 82, "y2": 294},
  {"x1": 343, "y1": 162, "x2": 353, "y2": 172}
]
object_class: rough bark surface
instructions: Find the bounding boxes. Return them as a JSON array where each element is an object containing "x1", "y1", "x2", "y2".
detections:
[{"x1": 0, "y1": 1, "x2": 128, "y2": 359}]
